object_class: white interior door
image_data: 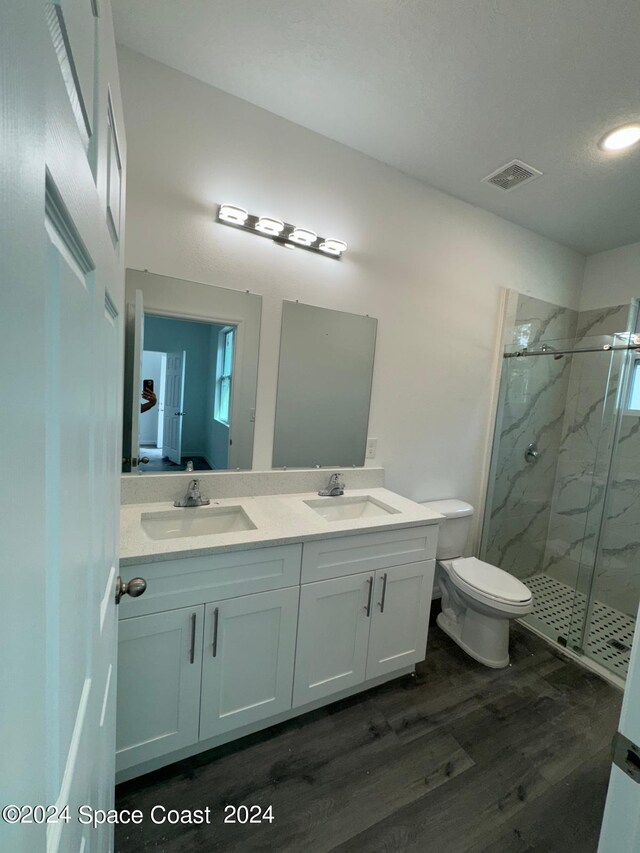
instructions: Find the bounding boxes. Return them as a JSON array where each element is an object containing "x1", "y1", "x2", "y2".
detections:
[
  {"x1": 130, "y1": 290, "x2": 143, "y2": 462},
  {"x1": 163, "y1": 350, "x2": 186, "y2": 464},
  {"x1": 598, "y1": 606, "x2": 640, "y2": 851},
  {"x1": 0, "y1": 2, "x2": 126, "y2": 851},
  {"x1": 157, "y1": 353, "x2": 167, "y2": 448}
]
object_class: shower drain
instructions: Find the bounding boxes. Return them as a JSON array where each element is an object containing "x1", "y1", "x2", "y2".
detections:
[{"x1": 607, "y1": 638, "x2": 631, "y2": 653}]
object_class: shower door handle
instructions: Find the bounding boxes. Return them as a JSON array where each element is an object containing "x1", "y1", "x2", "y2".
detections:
[{"x1": 525, "y1": 443, "x2": 540, "y2": 463}]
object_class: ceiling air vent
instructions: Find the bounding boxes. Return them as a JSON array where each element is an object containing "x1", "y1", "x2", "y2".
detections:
[{"x1": 482, "y1": 159, "x2": 542, "y2": 192}]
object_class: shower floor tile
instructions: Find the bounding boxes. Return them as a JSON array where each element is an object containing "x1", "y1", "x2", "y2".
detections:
[{"x1": 523, "y1": 573, "x2": 635, "y2": 677}]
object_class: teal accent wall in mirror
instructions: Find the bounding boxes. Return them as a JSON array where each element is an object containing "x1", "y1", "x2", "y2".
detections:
[{"x1": 122, "y1": 269, "x2": 262, "y2": 474}]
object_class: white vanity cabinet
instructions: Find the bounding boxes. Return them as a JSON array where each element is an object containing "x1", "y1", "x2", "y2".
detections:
[
  {"x1": 115, "y1": 521, "x2": 438, "y2": 781},
  {"x1": 293, "y1": 560, "x2": 434, "y2": 707},
  {"x1": 199, "y1": 586, "x2": 299, "y2": 740},
  {"x1": 116, "y1": 544, "x2": 301, "y2": 773}
]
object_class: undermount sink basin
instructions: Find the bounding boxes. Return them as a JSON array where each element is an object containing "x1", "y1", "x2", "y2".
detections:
[
  {"x1": 141, "y1": 506, "x2": 257, "y2": 540},
  {"x1": 304, "y1": 495, "x2": 400, "y2": 522}
]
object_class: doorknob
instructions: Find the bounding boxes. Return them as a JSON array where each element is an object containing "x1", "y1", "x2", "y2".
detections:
[
  {"x1": 139, "y1": 456, "x2": 150, "y2": 464},
  {"x1": 115, "y1": 576, "x2": 147, "y2": 605}
]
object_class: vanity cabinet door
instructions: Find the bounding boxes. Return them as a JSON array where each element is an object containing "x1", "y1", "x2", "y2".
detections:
[
  {"x1": 116, "y1": 607, "x2": 204, "y2": 772},
  {"x1": 365, "y1": 560, "x2": 435, "y2": 680},
  {"x1": 293, "y1": 572, "x2": 373, "y2": 708},
  {"x1": 199, "y1": 587, "x2": 299, "y2": 741}
]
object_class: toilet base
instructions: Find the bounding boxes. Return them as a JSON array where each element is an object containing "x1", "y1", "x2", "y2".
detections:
[{"x1": 437, "y1": 609, "x2": 510, "y2": 669}]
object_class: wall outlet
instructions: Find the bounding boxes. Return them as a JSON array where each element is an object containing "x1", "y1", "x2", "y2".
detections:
[{"x1": 366, "y1": 437, "x2": 377, "y2": 459}]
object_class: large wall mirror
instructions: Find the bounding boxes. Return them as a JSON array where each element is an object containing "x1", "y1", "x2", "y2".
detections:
[
  {"x1": 122, "y1": 269, "x2": 262, "y2": 474},
  {"x1": 273, "y1": 301, "x2": 377, "y2": 468}
]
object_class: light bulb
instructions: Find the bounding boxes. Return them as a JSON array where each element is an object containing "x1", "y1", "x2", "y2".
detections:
[
  {"x1": 600, "y1": 124, "x2": 640, "y2": 151},
  {"x1": 289, "y1": 228, "x2": 317, "y2": 246},
  {"x1": 319, "y1": 238, "x2": 347, "y2": 256},
  {"x1": 219, "y1": 204, "x2": 248, "y2": 224},
  {"x1": 255, "y1": 217, "x2": 284, "y2": 235}
]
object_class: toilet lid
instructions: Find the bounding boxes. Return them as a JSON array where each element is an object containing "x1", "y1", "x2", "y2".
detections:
[{"x1": 450, "y1": 557, "x2": 532, "y2": 603}]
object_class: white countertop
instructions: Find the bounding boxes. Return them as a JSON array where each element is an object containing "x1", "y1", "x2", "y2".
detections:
[{"x1": 120, "y1": 488, "x2": 443, "y2": 566}]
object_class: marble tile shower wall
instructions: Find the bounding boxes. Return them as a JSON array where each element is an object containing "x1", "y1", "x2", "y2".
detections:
[
  {"x1": 483, "y1": 296, "x2": 578, "y2": 579},
  {"x1": 542, "y1": 305, "x2": 637, "y2": 616}
]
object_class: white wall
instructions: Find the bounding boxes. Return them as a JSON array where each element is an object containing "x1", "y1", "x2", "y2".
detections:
[
  {"x1": 580, "y1": 240, "x2": 640, "y2": 311},
  {"x1": 117, "y1": 46, "x2": 585, "y2": 523}
]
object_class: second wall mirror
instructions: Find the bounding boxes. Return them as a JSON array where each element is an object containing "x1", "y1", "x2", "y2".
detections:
[
  {"x1": 122, "y1": 269, "x2": 262, "y2": 474},
  {"x1": 273, "y1": 301, "x2": 378, "y2": 468}
]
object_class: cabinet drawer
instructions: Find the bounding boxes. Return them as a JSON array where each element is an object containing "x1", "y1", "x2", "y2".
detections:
[
  {"x1": 119, "y1": 544, "x2": 302, "y2": 618},
  {"x1": 301, "y1": 525, "x2": 437, "y2": 583}
]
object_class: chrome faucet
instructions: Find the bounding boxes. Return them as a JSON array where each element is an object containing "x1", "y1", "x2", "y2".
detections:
[
  {"x1": 318, "y1": 473, "x2": 345, "y2": 497},
  {"x1": 174, "y1": 479, "x2": 210, "y2": 507}
]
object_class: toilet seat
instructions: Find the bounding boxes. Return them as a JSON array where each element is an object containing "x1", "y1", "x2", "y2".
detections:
[{"x1": 442, "y1": 557, "x2": 533, "y2": 613}]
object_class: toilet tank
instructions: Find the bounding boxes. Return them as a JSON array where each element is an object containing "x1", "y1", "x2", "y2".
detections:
[{"x1": 420, "y1": 499, "x2": 474, "y2": 560}]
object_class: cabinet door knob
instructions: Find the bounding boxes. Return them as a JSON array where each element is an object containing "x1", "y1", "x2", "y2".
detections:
[{"x1": 115, "y1": 576, "x2": 147, "y2": 605}]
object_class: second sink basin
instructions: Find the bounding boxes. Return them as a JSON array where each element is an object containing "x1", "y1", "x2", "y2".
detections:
[
  {"x1": 141, "y1": 505, "x2": 257, "y2": 540},
  {"x1": 304, "y1": 495, "x2": 400, "y2": 522}
]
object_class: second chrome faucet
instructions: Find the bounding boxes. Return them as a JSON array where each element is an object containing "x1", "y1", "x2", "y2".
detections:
[
  {"x1": 318, "y1": 473, "x2": 345, "y2": 497},
  {"x1": 174, "y1": 479, "x2": 211, "y2": 507}
]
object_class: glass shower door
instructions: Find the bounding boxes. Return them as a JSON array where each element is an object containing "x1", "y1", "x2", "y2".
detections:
[
  {"x1": 555, "y1": 341, "x2": 627, "y2": 655},
  {"x1": 569, "y1": 343, "x2": 640, "y2": 677}
]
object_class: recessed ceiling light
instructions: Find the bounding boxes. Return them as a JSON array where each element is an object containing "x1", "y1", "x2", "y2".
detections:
[{"x1": 600, "y1": 124, "x2": 640, "y2": 152}]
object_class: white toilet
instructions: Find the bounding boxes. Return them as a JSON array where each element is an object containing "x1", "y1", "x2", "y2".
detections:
[{"x1": 422, "y1": 499, "x2": 533, "y2": 668}]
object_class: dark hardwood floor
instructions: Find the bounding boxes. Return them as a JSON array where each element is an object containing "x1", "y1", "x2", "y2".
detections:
[{"x1": 115, "y1": 617, "x2": 622, "y2": 853}]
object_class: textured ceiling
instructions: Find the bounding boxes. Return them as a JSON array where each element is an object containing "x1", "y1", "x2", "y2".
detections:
[{"x1": 112, "y1": 0, "x2": 640, "y2": 255}]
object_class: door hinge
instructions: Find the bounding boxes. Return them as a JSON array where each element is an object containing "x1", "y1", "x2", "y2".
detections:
[{"x1": 612, "y1": 732, "x2": 640, "y2": 784}]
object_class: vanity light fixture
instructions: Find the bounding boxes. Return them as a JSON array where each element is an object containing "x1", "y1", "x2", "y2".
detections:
[
  {"x1": 255, "y1": 216, "x2": 284, "y2": 235},
  {"x1": 289, "y1": 227, "x2": 317, "y2": 246},
  {"x1": 215, "y1": 204, "x2": 346, "y2": 260},
  {"x1": 319, "y1": 238, "x2": 348, "y2": 256},
  {"x1": 218, "y1": 204, "x2": 248, "y2": 224},
  {"x1": 600, "y1": 124, "x2": 640, "y2": 152}
]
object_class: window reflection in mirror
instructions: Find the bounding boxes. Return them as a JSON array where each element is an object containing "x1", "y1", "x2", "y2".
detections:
[{"x1": 123, "y1": 270, "x2": 261, "y2": 474}]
